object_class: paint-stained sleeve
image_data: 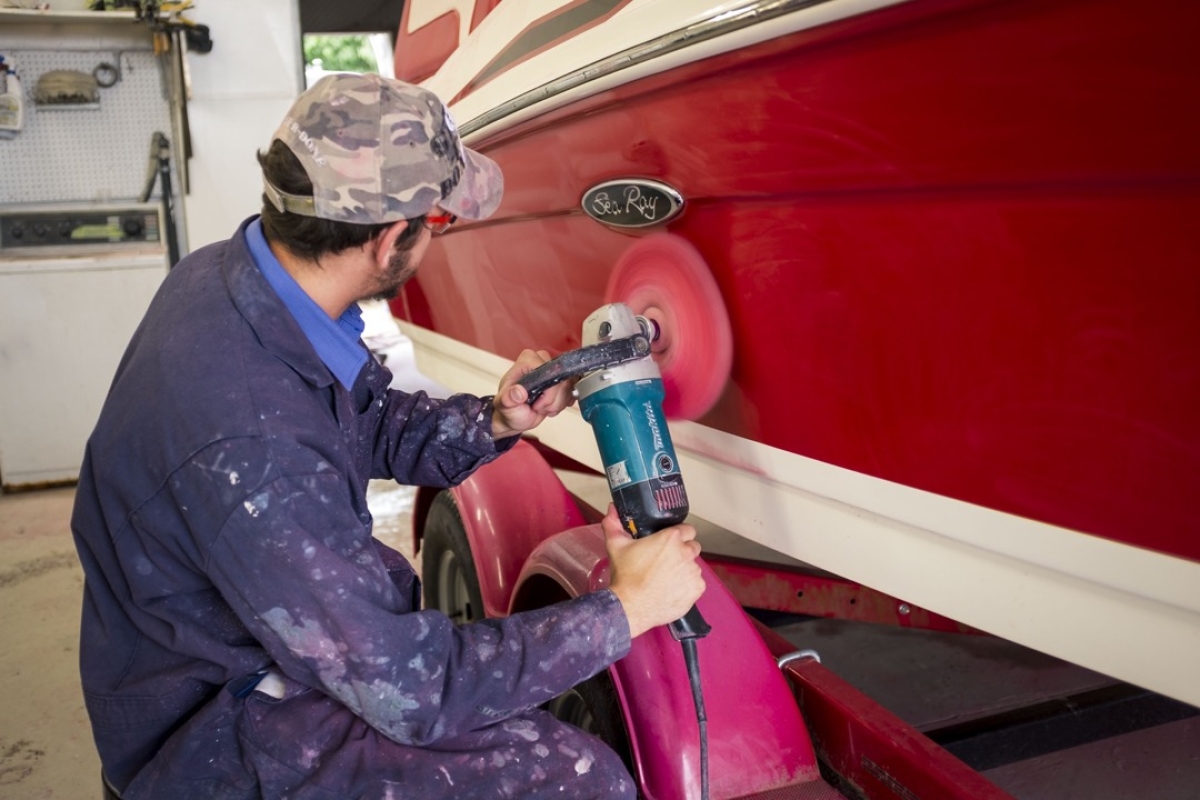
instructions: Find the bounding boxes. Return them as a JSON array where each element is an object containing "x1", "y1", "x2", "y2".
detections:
[
  {"x1": 362, "y1": 386, "x2": 517, "y2": 486},
  {"x1": 206, "y1": 470, "x2": 631, "y2": 746}
]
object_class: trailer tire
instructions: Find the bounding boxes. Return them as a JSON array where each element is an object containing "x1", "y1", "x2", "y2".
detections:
[
  {"x1": 546, "y1": 671, "x2": 633, "y2": 775},
  {"x1": 422, "y1": 493, "x2": 632, "y2": 770},
  {"x1": 421, "y1": 491, "x2": 485, "y2": 624}
]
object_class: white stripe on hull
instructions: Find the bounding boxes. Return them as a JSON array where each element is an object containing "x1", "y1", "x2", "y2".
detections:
[
  {"x1": 398, "y1": 319, "x2": 1200, "y2": 709},
  {"x1": 416, "y1": 0, "x2": 913, "y2": 142}
]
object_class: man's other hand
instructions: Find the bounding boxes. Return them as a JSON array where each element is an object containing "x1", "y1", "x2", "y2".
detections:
[
  {"x1": 604, "y1": 505, "x2": 705, "y2": 638},
  {"x1": 491, "y1": 349, "x2": 575, "y2": 439}
]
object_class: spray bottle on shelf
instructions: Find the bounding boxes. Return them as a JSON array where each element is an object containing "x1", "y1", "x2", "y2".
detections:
[{"x1": 0, "y1": 56, "x2": 25, "y2": 140}]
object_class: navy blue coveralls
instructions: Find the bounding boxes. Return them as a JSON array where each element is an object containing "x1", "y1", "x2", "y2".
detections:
[{"x1": 70, "y1": 218, "x2": 634, "y2": 799}]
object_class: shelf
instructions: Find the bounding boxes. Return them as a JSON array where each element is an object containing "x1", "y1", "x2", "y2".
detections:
[
  {"x1": 35, "y1": 102, "x2": 101, "y2": 110},
  {"x1": 0, "y1": 8, "x2": 140, "y2": 25}
]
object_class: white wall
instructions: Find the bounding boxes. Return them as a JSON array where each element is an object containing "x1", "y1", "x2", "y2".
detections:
[{"x1": 182, "y1": 0, "x2": 303, "y2": 250}]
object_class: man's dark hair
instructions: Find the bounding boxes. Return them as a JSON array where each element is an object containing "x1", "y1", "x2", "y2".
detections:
[{"x1": 257, "y1": 141, "x2": 424, "y2": 262}]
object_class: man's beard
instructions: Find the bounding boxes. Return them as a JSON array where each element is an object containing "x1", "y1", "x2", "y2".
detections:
[{"x1": 369, "y1": 239, "x2": 420, "y2": 301}]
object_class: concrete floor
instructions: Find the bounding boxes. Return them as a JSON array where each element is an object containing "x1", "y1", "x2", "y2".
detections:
[
  {"x1": 0, "y1": 480, "x2": 417, "y2": 800},
  {"x1": 0, "y1": 486, "x2": 94, "y2": 798}
]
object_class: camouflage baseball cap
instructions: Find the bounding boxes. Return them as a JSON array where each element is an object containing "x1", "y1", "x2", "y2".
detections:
[{"x1": 263, "y1": 73, "x2": 502, "y2": 224}]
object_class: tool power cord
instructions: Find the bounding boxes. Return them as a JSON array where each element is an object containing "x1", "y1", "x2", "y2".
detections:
[{"x1": 680, "y1": 637, "x2": 709, "y2": 800}]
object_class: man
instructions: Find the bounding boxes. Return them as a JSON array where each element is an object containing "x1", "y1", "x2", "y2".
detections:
[{"x1": 72, "y1": 73, "x2": 705, "y2": 800}]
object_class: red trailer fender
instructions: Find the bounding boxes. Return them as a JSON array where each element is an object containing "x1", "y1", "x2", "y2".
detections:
[
  {"x1": 425, "y1": 440, "x2": 823, "y2": 796},
  {"x1": 513, "y1": 524, "x2": 823, "y2": 800},
  {"x1": 420, "y1": 439, "x2": 589, "y2": 618}
]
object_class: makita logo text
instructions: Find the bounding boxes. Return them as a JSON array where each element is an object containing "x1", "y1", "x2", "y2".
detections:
[{"x1": 644, "y1": 402, "x2": 663, "y2": 452}]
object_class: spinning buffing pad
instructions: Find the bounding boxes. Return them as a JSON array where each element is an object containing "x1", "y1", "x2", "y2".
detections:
[{"x1": 605, "y1": 233, "x2": 733, "y2": 420}]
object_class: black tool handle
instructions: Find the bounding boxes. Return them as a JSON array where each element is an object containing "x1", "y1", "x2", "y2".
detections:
[
  {"x1": 517, "y1": 336, "x2": 650, "y2": 404},
  {"x1": 670, "y1": 605, "x2": 711, "y2": 641},
  {"x1": 617, "y1": 501, "x2": 712, "y2": 642}
]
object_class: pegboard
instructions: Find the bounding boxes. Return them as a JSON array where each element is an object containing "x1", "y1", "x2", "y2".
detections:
[{"x1": 0, "y1": 48, "x2": 179, "y2": 205}]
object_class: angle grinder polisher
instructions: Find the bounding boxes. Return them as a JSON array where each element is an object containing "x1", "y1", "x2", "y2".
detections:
[
  {"x1": 517, "y1": 233, "x2": 733, "y2": 798},
  {"x1": 524, "y1": 300, "x2": 712, "y2": 637},
  {"x1": 517, "y1": 232, "x2": 732, "y2": 562}
]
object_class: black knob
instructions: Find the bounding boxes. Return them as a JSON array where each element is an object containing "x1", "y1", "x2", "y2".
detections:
[
  {"x1": 122, "y1": 217, "x2": 144, "y2": 238},
  {"x1": 10, "y1": 224, "x2": 23, "y2": 239}
]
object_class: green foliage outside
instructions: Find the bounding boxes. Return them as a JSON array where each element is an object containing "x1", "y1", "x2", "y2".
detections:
[{"x1": 303, "y1": 35, "x2": 379, "y2": 74}]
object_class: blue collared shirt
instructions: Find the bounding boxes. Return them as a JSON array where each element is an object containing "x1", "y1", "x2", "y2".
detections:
[{"x1": 245, "y1": 218, "x2": 368, "y2": 390}]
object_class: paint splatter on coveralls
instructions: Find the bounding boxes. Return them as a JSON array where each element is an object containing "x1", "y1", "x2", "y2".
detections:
[{"x1": 71, "y1": 218, "x2": 635, "y2": 799}]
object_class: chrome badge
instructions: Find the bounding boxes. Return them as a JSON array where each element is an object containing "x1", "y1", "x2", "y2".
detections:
[{"x1": 581, "y1": 179, "x2": 684, "y2": 228}]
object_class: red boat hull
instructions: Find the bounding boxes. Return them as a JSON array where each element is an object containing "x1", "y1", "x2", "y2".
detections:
[
  {"x1": 392, "y1": 0, "x2": 1200, "y2": 711},
  {"x1": 395, "y1": 0, "x2": 1200, "y2": 560}
]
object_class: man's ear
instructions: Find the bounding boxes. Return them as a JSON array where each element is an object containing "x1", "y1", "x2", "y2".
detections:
[{"x1": 372, "y1": 219, "x2": 411, "y2": 270}]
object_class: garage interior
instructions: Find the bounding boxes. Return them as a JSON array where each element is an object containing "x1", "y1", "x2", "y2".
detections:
[{"x1": 2, "y1": 1, "x2": 1198, "y2": 799}]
